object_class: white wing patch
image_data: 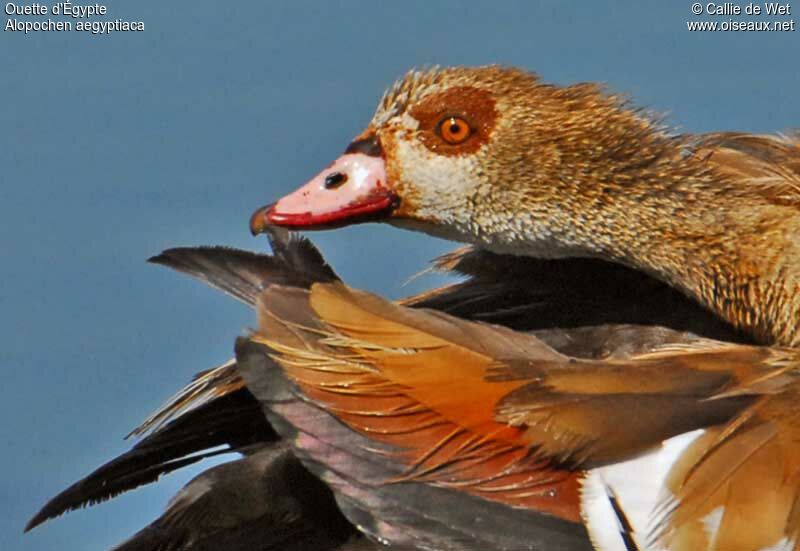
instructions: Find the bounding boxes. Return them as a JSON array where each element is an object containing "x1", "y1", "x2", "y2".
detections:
[{"x1": 581, "y1": 429, "x2": 706, "y2": 551}]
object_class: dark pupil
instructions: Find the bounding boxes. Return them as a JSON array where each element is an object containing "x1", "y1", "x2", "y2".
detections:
[{"x1": 449, "y1": 121, "x2": 461, "y2": 134}]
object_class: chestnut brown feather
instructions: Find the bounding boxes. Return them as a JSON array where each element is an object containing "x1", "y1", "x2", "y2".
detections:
[
  {"x1": 254, "y1": 282, "x2": 583, "y2": 523},
  {"x1": 252, "y1": 275, "x2": 800, "y2": 550}
]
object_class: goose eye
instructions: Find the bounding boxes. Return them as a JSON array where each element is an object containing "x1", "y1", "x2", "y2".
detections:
[{"x1": 437, "y1": 116, "x2": 472, "y2": 144}]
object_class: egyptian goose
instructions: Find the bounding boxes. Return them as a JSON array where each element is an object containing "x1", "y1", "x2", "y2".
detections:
[
  {"x1": 28, "y1": 66, "x2": 800, "y2": 551},
  {"x1": 244, "y1": 66, "x2": 800, "y2": 549}
]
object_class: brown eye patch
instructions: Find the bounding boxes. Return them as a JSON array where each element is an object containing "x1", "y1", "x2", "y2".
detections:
[{"x1": 409, "y1": 86, "x2": 497, "y2": 156}]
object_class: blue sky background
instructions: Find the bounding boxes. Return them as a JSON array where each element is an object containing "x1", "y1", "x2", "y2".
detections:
[{"x1": 3, "y1": 1, "x2": 798, "y2": 549}]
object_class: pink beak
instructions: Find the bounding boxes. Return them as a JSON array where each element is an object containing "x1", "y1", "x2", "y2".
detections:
[{"x1": 250, "y1": 146, "x2": 397, "y2": 234}]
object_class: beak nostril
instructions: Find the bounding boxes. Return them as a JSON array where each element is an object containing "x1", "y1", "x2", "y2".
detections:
[{"x1": 323, "y1": 172, "x2": 348, "y2": 190}]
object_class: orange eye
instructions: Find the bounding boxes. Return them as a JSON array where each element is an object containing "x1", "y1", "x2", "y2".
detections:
[{"x1": 438, "y1": 116, "x2": 472, "y2": 144}]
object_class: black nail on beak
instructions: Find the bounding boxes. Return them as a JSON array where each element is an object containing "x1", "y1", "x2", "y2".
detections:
[{"x1": 324, "y1": 172, "x2": 348, "y2": 190}]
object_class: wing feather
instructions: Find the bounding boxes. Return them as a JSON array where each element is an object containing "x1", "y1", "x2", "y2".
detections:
[{"x1": 254, "y1": 282, "x2": 583, "y2": 522}]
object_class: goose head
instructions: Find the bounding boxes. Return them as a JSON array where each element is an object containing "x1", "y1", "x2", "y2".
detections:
[
  {"x1": 251, "y1": 65, "x2": 800, "y2": 346},
  {"x1": 250, "y1": 66, "x2": 674, "y2": 257}
]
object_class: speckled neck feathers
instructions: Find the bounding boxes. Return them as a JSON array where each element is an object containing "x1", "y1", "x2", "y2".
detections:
[{"x1": 372, "y1": 66, "x2": 800, "y2": 346}]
